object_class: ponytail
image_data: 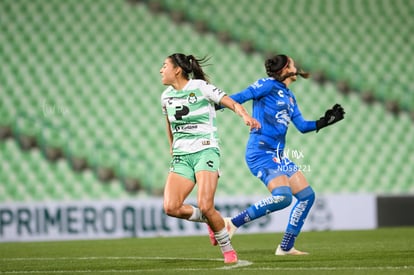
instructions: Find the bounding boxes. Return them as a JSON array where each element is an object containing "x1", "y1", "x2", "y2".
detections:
[{"x1": 169, "y1": 53, "x2": 210, "y2": 82}]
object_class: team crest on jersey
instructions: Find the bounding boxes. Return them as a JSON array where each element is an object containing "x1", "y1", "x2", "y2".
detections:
[{"x1": 188, "y1": 92, "x2": 197, "y2": 104}]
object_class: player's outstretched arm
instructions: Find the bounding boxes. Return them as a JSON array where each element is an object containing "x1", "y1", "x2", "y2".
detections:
[
  {"x1": 316, "y1": 104, "x2": 345, "y2": 132},
  {"x1": 219, "y1": 95, "x2": 261, "y2": 130}
]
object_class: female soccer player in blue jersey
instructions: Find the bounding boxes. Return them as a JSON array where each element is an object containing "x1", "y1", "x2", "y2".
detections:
[
  {"x1": 160, "y1": 53, "x2": 260, "y2": 263},
  {"x1": 210, "y1": 54, "x2": 345, "y2": 255}
]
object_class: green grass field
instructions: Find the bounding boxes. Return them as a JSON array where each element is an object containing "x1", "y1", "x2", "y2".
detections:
[{"x1": 1, "y1": 227, "x2": 413, "y2": 275}]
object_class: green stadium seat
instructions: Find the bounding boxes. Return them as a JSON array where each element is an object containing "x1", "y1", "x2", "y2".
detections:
[{"x1": 1, "y1": 0, "x2": 413, "y2": 202}]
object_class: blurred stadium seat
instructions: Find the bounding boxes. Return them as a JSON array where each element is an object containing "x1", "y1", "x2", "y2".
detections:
[
  {"x1": 0, "y1": 0, "x2": 413, "y2": 202},
  {"x1": 158, "y1": 0, "x2": 414, "y2": 112}
]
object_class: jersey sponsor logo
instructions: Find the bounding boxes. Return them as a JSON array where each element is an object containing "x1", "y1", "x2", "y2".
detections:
[
  {"x1": 174, "y1": 124, "x2": 198, "y2": 132},
  {"x1": 174, "y1": 105, "x2": 190, "y2": 120},
  {"x1": 275, "y1": 109, "x2": 291, "y2": 126},
  {"x1": 277, "y1": 90, "x2": 284, "y2": 97},
  {"x1": 206, "y1": 160, "x2": 214, "y2": 168}
]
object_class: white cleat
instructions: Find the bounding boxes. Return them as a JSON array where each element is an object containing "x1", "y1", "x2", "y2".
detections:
[
  {"x1": 224, "y1": 217, "x2": 238, "y2": 239},
  {"x1": 275, "y1": 245, "x2": 309, "y2": 256}
]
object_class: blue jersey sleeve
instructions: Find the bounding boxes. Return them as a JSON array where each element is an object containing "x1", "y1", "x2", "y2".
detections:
[
  {"x1": 230, "y1": 78, "x2": 274, "y2": 103},
  {"x1": 291, "y1": 101, "x2": 317, "y2": 133},
  {"x1": 215, "y1": 81, "x2": 258, "y2": 110},
  {"x1": 229, "y1": 87, "x2": 254, "y2": 104}
]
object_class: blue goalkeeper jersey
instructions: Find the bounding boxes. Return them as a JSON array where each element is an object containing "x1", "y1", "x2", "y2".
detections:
[{"x1": 230, "y1": 77, "x2": 316, "y2": 151}]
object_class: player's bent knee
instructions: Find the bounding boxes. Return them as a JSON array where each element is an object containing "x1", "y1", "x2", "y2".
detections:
[
  {"x1": 279, "y1": 194, "x2": 293, "y2": 208},
  {"x1": 198, "y1": 204, "x2": 215, "y2": 217},
  {"x1": 163, "y1": 204, "x2": 180, "y2": 217},
  {"x1": 295, "y1": 185, "x2": 315, "y2": 205},
  {"x1": 270, "y1": 193, "x2": 292, "y2": 211},
  {"x1": 271, "y1": 186, "x2": 293, "y2": 207}
]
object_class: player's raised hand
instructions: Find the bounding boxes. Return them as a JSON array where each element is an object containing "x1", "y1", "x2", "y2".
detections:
[{"x1": 316, "y1": 104, "x2": 345, "y2": 132}]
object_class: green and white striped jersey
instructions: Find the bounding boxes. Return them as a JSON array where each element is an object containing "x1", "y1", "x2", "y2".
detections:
[{"x1": 161, "y1": 79, "x2": 226, "y2": 155}]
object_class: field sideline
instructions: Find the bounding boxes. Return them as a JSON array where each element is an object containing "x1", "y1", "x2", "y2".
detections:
[{"x1": 1, "y1": 227, "x2": 413, "y2": 274}]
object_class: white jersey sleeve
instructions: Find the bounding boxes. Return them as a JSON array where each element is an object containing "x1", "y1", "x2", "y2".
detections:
[{"x1": 197, "y1": 80, "x2": 226, "y2": 105}]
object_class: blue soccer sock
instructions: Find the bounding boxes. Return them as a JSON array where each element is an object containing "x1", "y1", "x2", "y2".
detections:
[
  {"x1": 231, "y1": 186, "x2": 292, "y2": 228},
  {"x1": 280, "y1": 186, "x2": 315, "y2": 251}
]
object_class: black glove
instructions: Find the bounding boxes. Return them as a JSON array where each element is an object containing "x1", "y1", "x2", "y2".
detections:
[{"x1": 316, "y1": 104, "x2": 345, "y2": 132}]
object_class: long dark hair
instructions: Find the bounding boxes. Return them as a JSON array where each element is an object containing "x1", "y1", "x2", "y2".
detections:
[
  {"x1": 169, "y1": 53, "x2": 210, "y2": 82},
  {"x1": 265, "y1": 54, "x2": 310, "y2": 82}
]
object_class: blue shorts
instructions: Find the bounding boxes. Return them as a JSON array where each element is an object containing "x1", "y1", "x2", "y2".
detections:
[{"x1": 245, "y1": 147, "x2": 299, "y2": 186}]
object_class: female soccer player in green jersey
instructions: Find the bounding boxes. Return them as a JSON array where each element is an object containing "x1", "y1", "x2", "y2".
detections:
[{"x1": 160, "y1": 53, "x2": 260, "y2": 264}]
